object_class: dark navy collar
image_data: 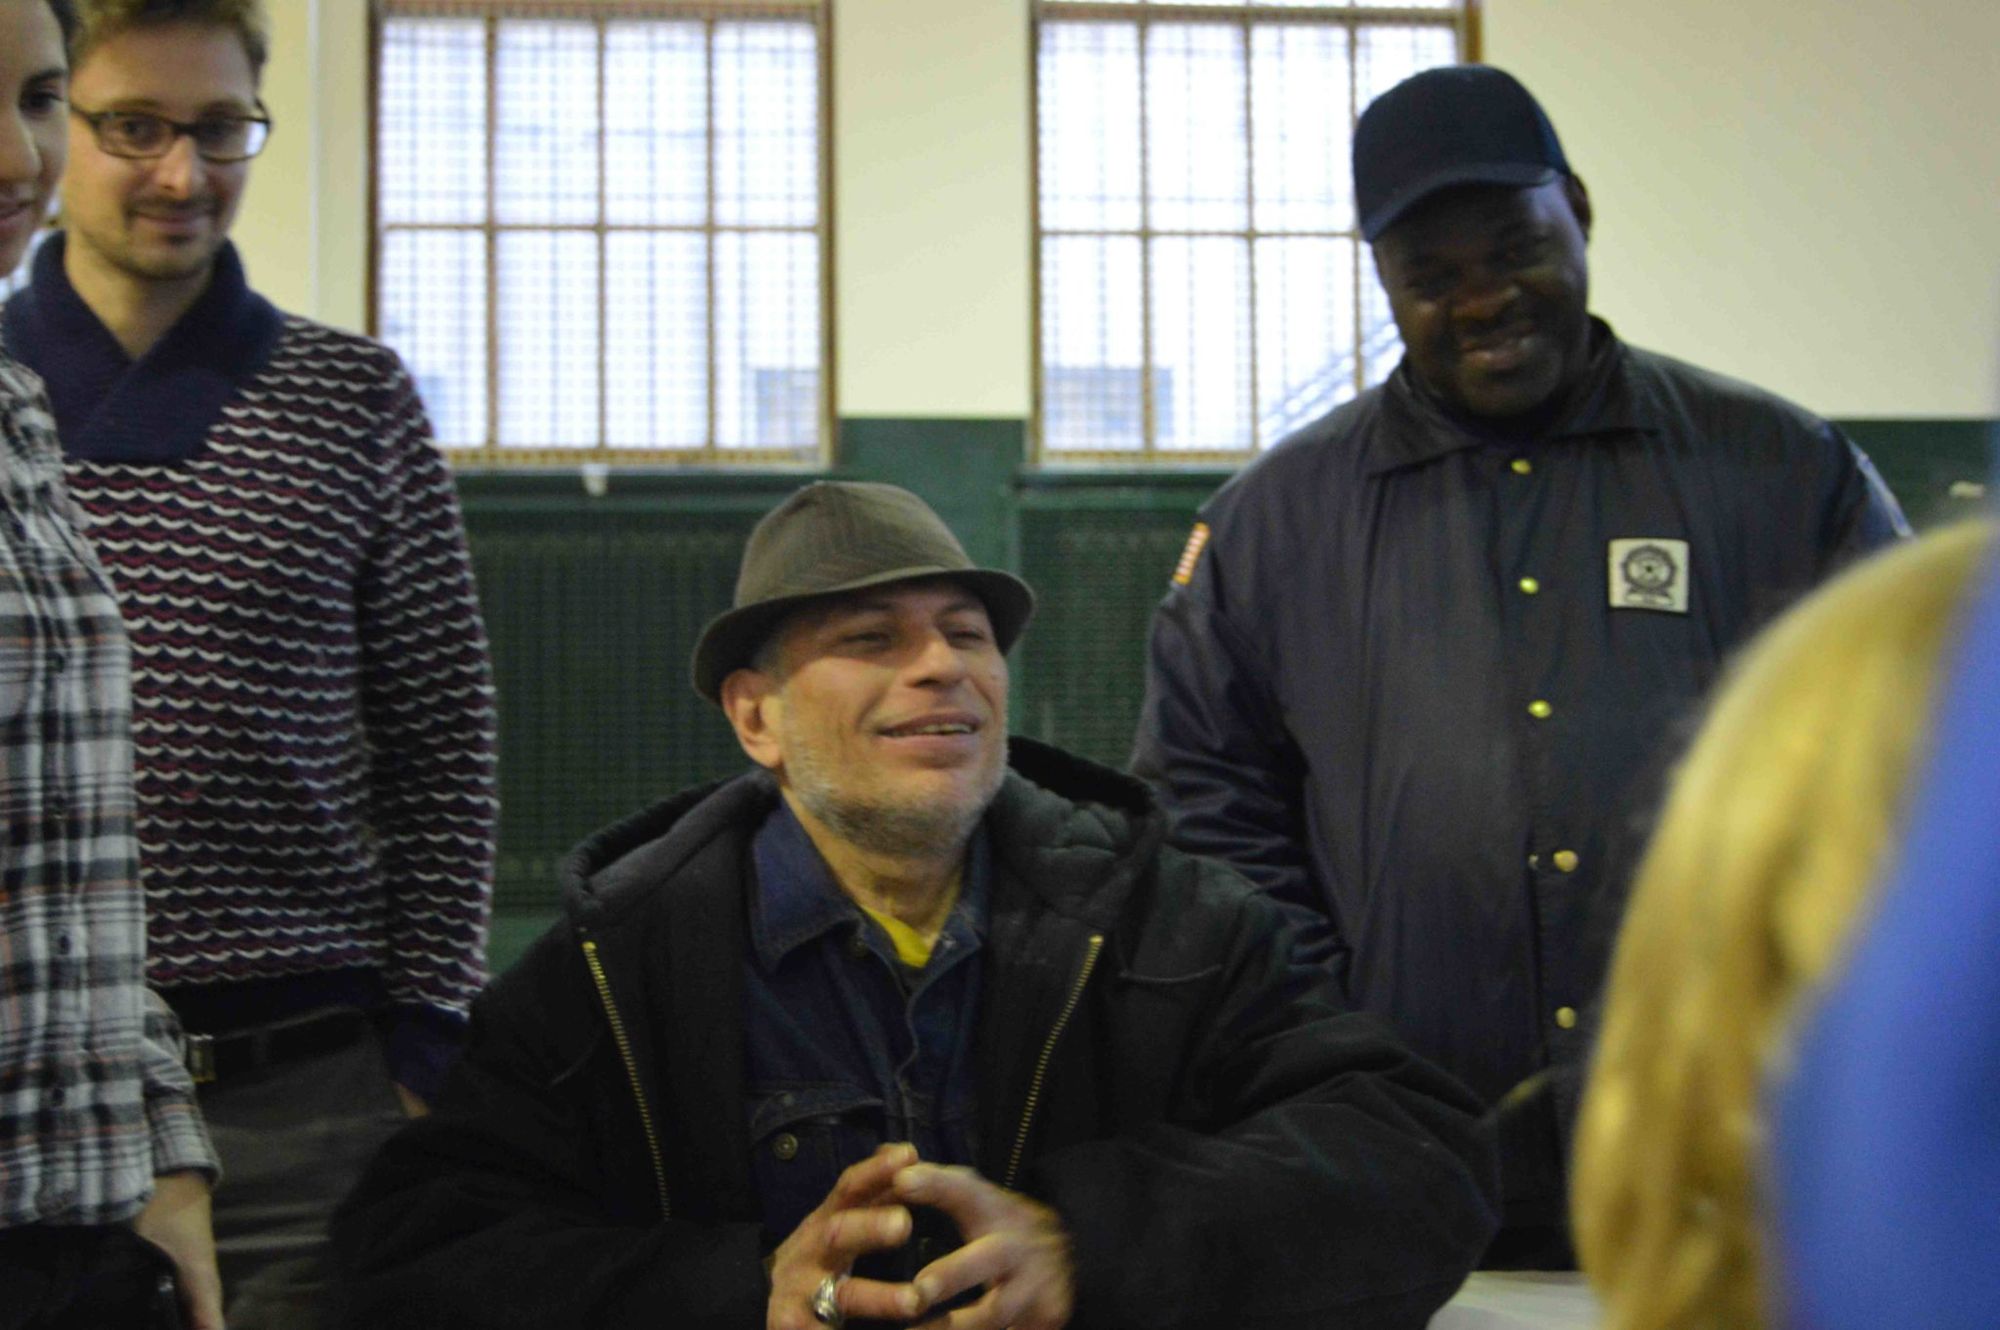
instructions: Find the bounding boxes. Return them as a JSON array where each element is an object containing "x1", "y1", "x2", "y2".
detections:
[
  {"x1": 749, "y1": 798, "x2": 990, "y2": 972},
  {"x1": 1366, "y1": 317, "x2": 1656, "y2": 477},
  {"x1": 0, "y1": 232, "x2": 284, "y2": 463}
]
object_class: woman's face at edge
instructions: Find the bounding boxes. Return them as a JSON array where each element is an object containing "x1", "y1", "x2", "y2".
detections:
[{"x1": 0, "y1": 0, "x2": 69, "y2": 276}]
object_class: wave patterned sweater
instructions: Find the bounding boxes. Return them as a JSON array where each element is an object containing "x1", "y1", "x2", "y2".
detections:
[{"x1": 2, "y1": 238, "x2": 498, "y2": 1095}]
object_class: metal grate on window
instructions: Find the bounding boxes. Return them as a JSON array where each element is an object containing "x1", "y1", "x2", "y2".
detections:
[
  {"x1": 1035, "y1": 1, "x2": 1467, "y2": 462},
  {"x1": 374, "y1": 1, "x2": 829, "y2": 466}
]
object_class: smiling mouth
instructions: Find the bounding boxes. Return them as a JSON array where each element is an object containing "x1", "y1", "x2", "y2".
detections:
[
  {"x1": 881, "y1": 719, "x2": 979, "y2": 738},
  {"x1": 1459, "y1": 328, "x2": 1538, "y2": 373}
]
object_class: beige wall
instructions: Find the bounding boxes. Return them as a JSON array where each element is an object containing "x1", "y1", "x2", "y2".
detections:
[
  {"x1": 225, "y1": 0, "x2": 311, "y2": 321},
  {"x1": 241, "y1": 0, "x2": 1998, "y2": 420},
  {"x1": 1486, "y1": 0, "x2": 2000, "y2": 417},
  {"x1": 234, "y1": 0, "x2": 369, "y2": 333},
  {"x1": 833, "y1": 0, "x2": 1032, "y2": 417}
]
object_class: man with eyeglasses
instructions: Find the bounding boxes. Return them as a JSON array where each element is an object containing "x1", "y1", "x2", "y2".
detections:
[{"x1": 0, "y1": 3, "x2": 498, "y2": 1327}]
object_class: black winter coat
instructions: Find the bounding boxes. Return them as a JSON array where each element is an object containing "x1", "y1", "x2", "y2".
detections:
[{"x1": 334, "y1": 740, "x2": 1499, "y2": 1328}]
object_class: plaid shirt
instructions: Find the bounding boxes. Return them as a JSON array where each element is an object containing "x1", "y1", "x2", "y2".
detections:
[{"x1": 0, "y1": 357, "x2": 215, "y2": 1229}]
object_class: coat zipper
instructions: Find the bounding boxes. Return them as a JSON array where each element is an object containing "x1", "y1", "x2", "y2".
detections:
[
  {"x1": 581, "y1": 936, "x2": 672, "y2": 1220},
  {"x1": 1003, "y1": 933, "x2": 1104, "y2": 1190}
]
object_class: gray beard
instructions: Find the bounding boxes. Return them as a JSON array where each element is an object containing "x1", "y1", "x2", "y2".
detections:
[
  {"x1": 793, "y1": 785, "x2": 989, "y2": 859},
  {"x1": 784, "y1": 739, "x2": 1002, "y2": 860}
]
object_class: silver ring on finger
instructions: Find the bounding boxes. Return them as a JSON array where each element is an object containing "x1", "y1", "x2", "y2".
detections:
[{"x1": 810, "y1": 1273, "x2": 847, "y2": 1328}]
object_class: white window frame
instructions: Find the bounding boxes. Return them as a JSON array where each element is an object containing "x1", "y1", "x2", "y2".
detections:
[
  {"x1": 370, "y1": 0, "x2": 833, "y2": 468},
  {"x1": 1032, "y1": 0, "x2": 1476, "y2": 464}
]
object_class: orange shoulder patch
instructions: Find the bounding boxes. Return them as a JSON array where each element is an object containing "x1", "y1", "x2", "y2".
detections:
[{"x1": 1171, "y1": 522, "x2": 1211, "y2": 586}]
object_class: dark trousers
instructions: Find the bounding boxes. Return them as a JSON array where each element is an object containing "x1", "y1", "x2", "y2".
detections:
[
  {"x1": 200, "y1": 1018, "x2": 408, "y2": 1330},
  {"x1": 0, "y1": 1224, "x2": 178, "y2": 1330}
]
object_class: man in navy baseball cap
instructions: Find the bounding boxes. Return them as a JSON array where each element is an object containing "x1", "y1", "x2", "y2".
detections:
[
  {"x1": 1356, "y1": 64, "x2": 1592, "y2": 421},
  {"x1": 1353, "y1": 64, "x2": 1571, "y2": 244},
  {"x1": 1134, "y1": 62, "x2": 1910, "y2": 1269}
]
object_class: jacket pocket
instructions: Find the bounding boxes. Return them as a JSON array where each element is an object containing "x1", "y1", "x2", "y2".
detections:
[{"x1": 747, "y1": 1081, "x2": 884, "y2": 1248}]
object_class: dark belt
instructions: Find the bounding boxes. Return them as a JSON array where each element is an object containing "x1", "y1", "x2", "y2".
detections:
[{"x1": 185, "y1": 1008, "x2": 372, "y2": 1085}]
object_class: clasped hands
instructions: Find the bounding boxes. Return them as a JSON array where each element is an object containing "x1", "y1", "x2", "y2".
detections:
[{"x1": 766, "y1": 1142, "x2": 1074, "y2": 1330}]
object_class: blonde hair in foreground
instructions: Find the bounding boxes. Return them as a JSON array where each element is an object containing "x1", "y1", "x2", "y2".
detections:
[{"x1": 1572, "y1": 519, "x2": 1994, "y2": 1330}]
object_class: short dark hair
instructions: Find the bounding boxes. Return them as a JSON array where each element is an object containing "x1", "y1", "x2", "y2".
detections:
[
  {"x1": 45, "y1": 0, "x2": 79, "y2": 48},
  {"x1": 748, "y1": 628, "x2": 787, "y2": 680},
  {"x1": 73, "y1": 0, "x2": 268, "y2": 77}
]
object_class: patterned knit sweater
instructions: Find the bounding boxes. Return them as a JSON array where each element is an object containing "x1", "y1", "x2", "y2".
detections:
[{"x1": 3, "y1": 239, "x2": 497, "y2": 1092}]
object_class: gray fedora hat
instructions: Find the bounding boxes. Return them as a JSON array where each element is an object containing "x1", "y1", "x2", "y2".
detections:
[{"x1": 691, "y1": 481, "x2": 1036, "y2": 702}]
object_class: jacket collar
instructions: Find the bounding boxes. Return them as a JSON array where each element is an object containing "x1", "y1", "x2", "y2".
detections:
[
  {"x1": 983, "y1": 738, "x2": 1161, "y2": 931},
  {"x1": 0, "y1": 232, "x2": 284, "y2": 463},
  {"x1": 1365, "y1": 317, "x2": 1659, "y2": 477},
  {"x1": 746, "y1": 796, "x2": 992, "y2": 971},
  {"x1": 749, "y1": 798, "x2": 863, "y2": 967}
]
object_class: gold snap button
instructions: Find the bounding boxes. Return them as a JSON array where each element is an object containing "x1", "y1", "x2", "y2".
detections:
[
  {"x1": 1528, "y1": 700, "x2": 1553, "y2": 720},
  {"x1": 1511, "y1": 458, "x2": 1532, "y2": 475},
  {"x1": 1553, "y1": 849, "x2": 1580, "y2": 873},
  {"x1": 1555, "y1": 1007, "x2": 1579, "y2": 1030},
  {"x1": 773, "y1": 1133, "x2": 799, "y2": 1161},
  {"x1": 1519, "y1": 577, "x2": 1540, "y2": 595}
]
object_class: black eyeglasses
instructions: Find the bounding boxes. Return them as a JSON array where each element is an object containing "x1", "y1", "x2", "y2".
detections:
[{"x1": 70, "y1": 103, "x2": 273, "y2": 164}]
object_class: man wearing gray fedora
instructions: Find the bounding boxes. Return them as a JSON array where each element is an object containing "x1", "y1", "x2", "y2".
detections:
[{"x1": 334, "y1": 481, "x2": 1499, "y2": 1330}]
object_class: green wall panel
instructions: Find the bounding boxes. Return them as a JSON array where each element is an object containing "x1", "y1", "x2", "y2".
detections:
[
  {"x1": 460, "y1": 476, "x2": 810, "y2": 921},
  {"x1": 837, "y1": 418, "x2": 1024, "y2": 570},
  {"x1": 1840, "y1": 418, "x2": 1993, "y2": 531},
  {"x1": 1013, "y1": 475, "x2": 1228, "y2": 767}
]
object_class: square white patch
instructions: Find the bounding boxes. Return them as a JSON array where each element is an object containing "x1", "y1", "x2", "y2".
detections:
[{"x1": 1608, "y1": 538, "x2": 1690, "y2": 614}]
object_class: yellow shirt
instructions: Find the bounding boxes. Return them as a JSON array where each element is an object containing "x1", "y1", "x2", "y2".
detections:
[{"x1": 859, "y1": 901, "x2": 944, "y2": 969}]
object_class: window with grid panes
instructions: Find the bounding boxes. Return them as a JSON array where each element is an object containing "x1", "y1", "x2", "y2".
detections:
[
  {"x1": 1035, "y1": 1, "x2": 1470, "y2": 461},
  {"x1": 374, "y1": 1, "x2": 827, "y2": 465}
]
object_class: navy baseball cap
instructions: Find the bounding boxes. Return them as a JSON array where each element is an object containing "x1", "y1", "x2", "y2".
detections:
[{"x1": 1353, "y1": 65, "x2": 1570, "y2": 242}]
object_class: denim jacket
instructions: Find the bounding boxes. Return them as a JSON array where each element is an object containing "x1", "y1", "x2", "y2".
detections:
[{"x1": 744, "y1": 801, "x2": 987, "y2": 1273}]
